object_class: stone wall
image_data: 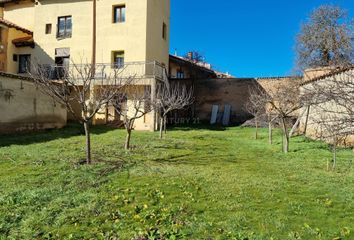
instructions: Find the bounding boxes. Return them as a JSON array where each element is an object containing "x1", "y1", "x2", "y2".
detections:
[
  {"x1": 0, "y1": 74, "x2": 67, "y2": 133},
  {"x1": 299, "y1": 71, "x2": 354, "y2": 147},
  {"x1": 171, "y1": 77, "x2": 298, "y2": 126},
  {"x1": 185, "y1": 78, "x2": 258, "y2": 125}
]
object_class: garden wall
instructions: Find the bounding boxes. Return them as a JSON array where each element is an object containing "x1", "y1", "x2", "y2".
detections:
[
  {"x1": 191, "y1": 78, "x2": 258, "y2": 125},
  {"x1": 0, "y1": 73, "x2": 67, "y2": 133}
]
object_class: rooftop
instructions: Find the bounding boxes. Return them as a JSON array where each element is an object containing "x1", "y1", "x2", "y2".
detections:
[{"x1": 0, "y1": 18, "x2": 33, "y2": 35}]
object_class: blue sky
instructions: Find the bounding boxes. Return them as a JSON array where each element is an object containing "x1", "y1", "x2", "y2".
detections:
[{"x1": 170, "y1": 0, "x2": 354, "y2": 77}]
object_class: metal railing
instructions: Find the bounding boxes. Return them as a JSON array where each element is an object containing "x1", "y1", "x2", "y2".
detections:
[{"x1": 38, "y1": 61, "x2": 167, "y2": 82}]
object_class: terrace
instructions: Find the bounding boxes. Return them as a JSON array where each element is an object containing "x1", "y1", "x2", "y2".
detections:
[{"x1": 29, "y1": 61, "x2": 167, "y2": 83}]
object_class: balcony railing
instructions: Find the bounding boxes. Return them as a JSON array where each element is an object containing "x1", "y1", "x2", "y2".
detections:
[{"x1": 38, "y1": 61, "x2": 167, "y2": 82}]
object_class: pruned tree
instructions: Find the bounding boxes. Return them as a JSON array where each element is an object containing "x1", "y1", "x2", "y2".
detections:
[
  {"x1": 30, "y1": 62, "x2": 131, "y2": 164},
  {"x1": 245, "y1": 86, "x2": 266, "y2": 140},
  {"x1": 266, "y1": 110, "x2": 278, "y2": 145},
  {"x1": 154, "y1": 82, "x2": 194, "y2": 139},
  {"x1": 112, "y1": 85, "x2": 152, "y2": 150},
  {"x1": 295, "y1": 5, "x2": 354, "y2": 71},
  {"x1": 253, "y1": 79, "x2": 303, "y2": 153},
  {"x1": 316, "y1": 113, "x2": 349, "y2": 171}
]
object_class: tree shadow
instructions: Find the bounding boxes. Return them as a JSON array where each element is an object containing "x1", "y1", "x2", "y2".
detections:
[
  {"x1": 0, "y1": 123, "x2": 115, "y2": 147},
  {"x1": 168, "y1": 123, "x2": 227, "y2": 131},
  {"x1": 152, "y1": 153, "x2": 235, "y2": 166}
]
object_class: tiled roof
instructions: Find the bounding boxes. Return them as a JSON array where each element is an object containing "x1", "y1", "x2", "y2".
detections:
[
  {"x1": 256, "y1": 76, "x2": 301, "y2": 80},
  {"x1": 300, "y1": 65, "x2": 354, "y2": 86},
  {"x1": 0, "y1": 71, "x2": 34, "y2": 81},
  {"x1": 0, "y1": 18, "x2": 33, "y2": 35},
  {"x1": 0, "y1": 0, "x2": 20, "y2": 3},
  {"x1": 12, "y1": 36, "x2": 35, "y2": 47},
  {"x1": 169, "y1": 54, "x2": 216, "y2": 75}
]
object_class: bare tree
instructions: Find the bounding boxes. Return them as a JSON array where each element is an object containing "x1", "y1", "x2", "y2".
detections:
[
  {"x1": 245, "y1": 87, "x2": 266, "y2": 140},
  {"x1": 316, "y1": 114, "x2": 349, "y2": 171},
  {"x1": 295, "y1": 5, "x2": 354, "y2": 71},
  {"x1": 154, "y1": 82, "x2": 194, "y2": 139},
  {"x1": 253, "y1": 79, "x2": 303, "y2": 153},
  {"x1": 184, "y1": 51, "x2": 205, "y2": 63},
  {"x1": 112, "y1": 85, "x2": 152, "y2": 150},
  {"x1": 293, "y1": 5, "x2": 354, "y2": 168},
  {"x1": 30, "y1": 62, "x2": 130, "y2": 164}
]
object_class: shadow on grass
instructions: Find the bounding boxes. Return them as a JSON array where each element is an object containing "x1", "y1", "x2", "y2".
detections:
[
  {"x1": 152, "y1": 153, "x2": 235, "y2": 166},
  {"x1": 0, "y1": 123, "x2": 115, "y2": 147},
  {"x1": 168, "y1": 123, "x2": 228, "y2": 131}
]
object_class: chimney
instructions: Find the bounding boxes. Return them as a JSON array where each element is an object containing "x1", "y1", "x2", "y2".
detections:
[{"x1": 187, "y1": 52, "x2": 193, "y2": 60}]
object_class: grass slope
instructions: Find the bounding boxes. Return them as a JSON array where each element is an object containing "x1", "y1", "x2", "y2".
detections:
[{"x1": 0, "y1": 125, "x2": 353, "y2": 239}]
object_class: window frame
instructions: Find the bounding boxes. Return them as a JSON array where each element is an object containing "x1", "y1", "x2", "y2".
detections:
[
  {"x1": 177, "y1": 70, "x2": 185, "y2": 79},
  {"x1": 18, "y1": 54, "x2": 31, "y2": 74},
  {"x1": 57, "y1": 15, "x2": 72, "y2": 39},
  {"x1": 113, "y1": 5, "x2": 126, "y2": 23},
  {"x1": 112, "y1": 51, "x2": 125, "y2": 69}
]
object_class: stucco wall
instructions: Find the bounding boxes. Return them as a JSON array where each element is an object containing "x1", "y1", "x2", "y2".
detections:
[
  {"x1": 93, "y1": 84, "x2": 155, "y2": 131},
  {"x1": 6, "y1": 28, "x2": 33, "y2": 74},
  {"x1": 0, "y1": 75, "x2": 67, "y2": 133},
  {"x1": 146, "y1": 0, "x2": 170, "y2": 67},
  {"x1": 28, "y1": 0, "x2": 169, "y2": 65},
  {"x1": 0, "y1": 28, "x2": 8, "y2": 71},
  {"x1": 299, "y1": 70, "x2": 354, "y2": 146},
  {"x1": 169, "y1": 60, "x2": 191, "y2": 79},
  {"x1": 3, "y1": 0, "x2": 35, "y2": 31}
]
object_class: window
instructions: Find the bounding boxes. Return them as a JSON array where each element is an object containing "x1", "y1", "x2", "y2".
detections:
[
  {"x1": 162, "y1": 22, "x2": 167, "y2": 40},
  {"x1": 177, "y1": 70, "x2": 185, "y2": 79},
  {"x1": 53, "y1": 48, "x2": 70, "y2": 79},
  {"x1": 57, "y1": 16, "x2": 72, "y2": 38},
  {"x1": 113, "y1": 5, "x2": 126, "y2": 23},
  {"x1": 112, "y1": 51, "x2": 124, "y2": 68},
  {"x1": 19, "y1": 55, "x2": 31, "y2": 74},
  {"x1": 45, "y1": 24, "x2": 52, "y2": 34},
  {"x1": 53, "y1": 56, "x2": 70, "y2": 79}
]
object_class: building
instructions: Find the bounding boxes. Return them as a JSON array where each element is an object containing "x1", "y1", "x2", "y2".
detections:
[
  {"x1": 169, "y1": 54, "x2": 217, "y2": 80},
  {"x1": 299, "y1": 66, "x2": 354, "y2": 146},
  {"x1": 0, "y1": 0, "x2": 170, "y2": 132},
  {"x1": 167, "y1": 54, "x2": 304, "y2": 126},
  {"x1": 168, "y1": 54, "x2": 261, "y2": 125}
]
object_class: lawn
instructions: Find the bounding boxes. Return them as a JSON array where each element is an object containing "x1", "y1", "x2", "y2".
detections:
[{"x1": 0, "y1": 125, "x2": 353, "y2": 239}]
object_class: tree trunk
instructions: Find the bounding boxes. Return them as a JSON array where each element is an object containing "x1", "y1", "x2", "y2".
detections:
[
  {"x1": 255, "y1": 117, "x2": 258, "y2": 140},
  {"x1": 83, "y1": 121, "x2": 92, "y2": 164},
  {"x1": 159, "y1": 116, "x2": 164, "y2": 139},
  {"x1": 332, "y1": 138, "x2": 337, "y2": 171},
  {"x1": 281, "y1": 117, "x2": 289, "y2": 153},
  {"x1": 164, "y1": 115, "x2": 167, "y2": 134},
  {"x1": 104, "y1": 103, "x2": 109, "y2": 124},
  {"x1": 125, "y1": 129, "x2": 132, "y2": 150},
  {"x1": 268, "y1": 115, "x2": 273, "y2": 145}
]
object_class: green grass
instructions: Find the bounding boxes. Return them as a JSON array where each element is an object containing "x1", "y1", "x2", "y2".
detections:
[{"x1": 0, "y1": 125, "x2": 353, "y2": 239}]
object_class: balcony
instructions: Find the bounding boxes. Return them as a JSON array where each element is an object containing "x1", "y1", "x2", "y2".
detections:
[{"x1": 38, "y1": 61, "x2": 167, "y2": 82}]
